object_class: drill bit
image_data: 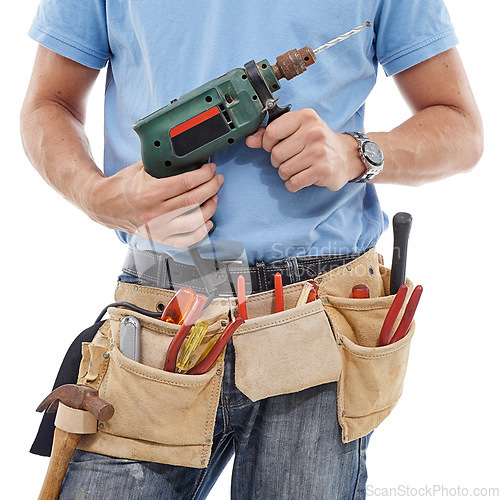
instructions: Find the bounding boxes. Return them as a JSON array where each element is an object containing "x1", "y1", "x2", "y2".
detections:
[{"x1": 313, "y1": 21, "x2": 371, "y2": 55}]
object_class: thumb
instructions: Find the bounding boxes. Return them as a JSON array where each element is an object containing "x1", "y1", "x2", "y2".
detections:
[{"x1": 246, "y1": 127, "x2": 265, "y2": 148}]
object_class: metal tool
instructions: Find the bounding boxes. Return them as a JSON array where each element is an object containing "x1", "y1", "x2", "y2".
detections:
[
  {"x1": 313, "y1": 22, "x2": 371, "y2": 55},
  {"x1": 390, "y1": 212, "x2": 413, "y2": 295},
  {"x1": 119, "y1": 316, "x2": 142, "y2": 362}
]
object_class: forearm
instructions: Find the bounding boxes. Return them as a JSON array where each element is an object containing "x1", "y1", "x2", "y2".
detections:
[
  {"x1": 368, "y1": 103, "x2": 484, "y2": 186},
  {"x1": 20, "y1": 99, "x2": 104, "y2": 214}
]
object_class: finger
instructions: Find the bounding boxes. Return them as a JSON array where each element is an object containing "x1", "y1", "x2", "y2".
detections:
[
  {"x1": 146, "y1": 163, "x2": 218, "y2": 200},
  {"x1": 275, "y1": 147, "x2": 312, "y2": 181},
  {"x1": 269, "y1": 135, "x2": 306, "y2": 169},
  {"x1": 284, "y1": 167, "x2": 318, "y2": 193},
  {"x1": 163, "y1": 221, "x2": 214, "y2": 249},
  {"x1": 245, "y1": 127, "x2": 265, "y2": 148},
  {"x1": 163, "y1": 172, "x2": 224, "y2": 214},
  {"x1": 164, "y1": 196, "x2": 218, "y2": 236},
  {"x1": 261, "y1": 112, "x2": 304, "y2": 152}
]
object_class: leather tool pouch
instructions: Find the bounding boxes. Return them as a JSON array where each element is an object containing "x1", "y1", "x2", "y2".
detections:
[
  {"x1": 76, "y1": 309, "x2": 225, "y2": 468},
  {"x1": 232, "y1": 285, "x2": 341, "y2": 402},
  {"x1": 74, "y1": 248, "x2": 415, "y2": 467},
  {"x1": 317, "y1": 250, "x2": 416, "y2": 443}
]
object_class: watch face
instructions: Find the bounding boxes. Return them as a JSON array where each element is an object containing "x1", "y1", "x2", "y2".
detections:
[{"x1": 362, "y1": 141, "x2": 384, "y2": 167}]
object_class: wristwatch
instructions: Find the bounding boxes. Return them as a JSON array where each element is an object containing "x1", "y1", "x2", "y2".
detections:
[{"x1": 344, "y1": 132, "x2": 384, "y2": 182}]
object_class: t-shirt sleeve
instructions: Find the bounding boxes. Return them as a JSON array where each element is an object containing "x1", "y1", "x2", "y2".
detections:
[
  {"x1": 375, "y1": 0, "x2": 458, "y2": 76},
  {"x1": 28, "y1": 0, "x2": 110, "y2": 69}
]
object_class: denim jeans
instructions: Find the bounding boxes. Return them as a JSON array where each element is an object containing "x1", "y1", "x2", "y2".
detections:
[{"x1": 60, "y1": 341, "x2": 371, "y2": 500}]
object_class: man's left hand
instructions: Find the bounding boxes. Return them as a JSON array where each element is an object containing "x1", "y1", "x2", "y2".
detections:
[{"x1": 246, "y1": 108, "x2": 364, "y2": 192}]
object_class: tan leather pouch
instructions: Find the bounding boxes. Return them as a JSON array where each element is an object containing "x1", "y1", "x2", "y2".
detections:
[
  {"x1": 76, "y1": 307, "x2": 225, "y2": 469},
  {"x1": 232, "y1": 283, "x2": 342, "y2": 402},
  {"x1": 318, "y1": 251, "x2": 416, "y2": 443}
]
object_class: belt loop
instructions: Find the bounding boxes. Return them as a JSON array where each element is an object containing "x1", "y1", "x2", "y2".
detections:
[
  {"x1": 286, "y1": 257, "x2": 300, "y2": 284},
  {"x1": 255, "y1": 261, "x2": 269, "y2": 291}
]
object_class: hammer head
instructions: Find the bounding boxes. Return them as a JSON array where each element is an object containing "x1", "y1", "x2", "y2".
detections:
[{"x1": 37, "y1": 384, "x2": 114, "y2": 422}]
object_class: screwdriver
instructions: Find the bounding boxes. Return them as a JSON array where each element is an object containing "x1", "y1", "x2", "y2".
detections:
[
  {"x1": 176, "y1": 319, "x2": 210, "y2": 372},
  {"x1": 352, "y1": 284, "x2": 370, "y2": 299},
  {"x1": 187, "y1": 315, "x2": 245, "y2": 375}
]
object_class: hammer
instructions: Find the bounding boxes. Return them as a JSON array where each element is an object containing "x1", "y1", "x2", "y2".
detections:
[{"x1": 36, "y1": 384, "x2": 114, "y2": 500}]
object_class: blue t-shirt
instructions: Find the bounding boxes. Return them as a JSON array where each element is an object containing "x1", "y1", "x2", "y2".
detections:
[{"x1": 29, "y1": 0, "x2": 457, "y2": 264}]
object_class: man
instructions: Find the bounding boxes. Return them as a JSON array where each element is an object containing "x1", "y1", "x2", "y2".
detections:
[{"x1": 21, "y1": 0, "x2": 482, "y2": 498}]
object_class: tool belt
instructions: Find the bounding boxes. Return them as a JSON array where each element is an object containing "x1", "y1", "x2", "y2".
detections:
[{"x1": 75, "y1": 248, "x2": 416, "y2": 468}]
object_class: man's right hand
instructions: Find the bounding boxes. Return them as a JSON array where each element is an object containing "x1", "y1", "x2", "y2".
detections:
[
  {"x1": 20, "y1": 47, "x2": 225, "y2": 249},
  {"x1": 86, "y1": 161, "x2": 224, "y2": 248}
]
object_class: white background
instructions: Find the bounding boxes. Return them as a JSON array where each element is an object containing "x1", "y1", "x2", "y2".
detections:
[{"x1": 2, "y1": 1, "x2": 498, "y2": 498}]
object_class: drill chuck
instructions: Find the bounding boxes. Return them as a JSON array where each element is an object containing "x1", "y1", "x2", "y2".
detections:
[{"x1": 271, "y1": 46, "x2": 317, "y2": 81}]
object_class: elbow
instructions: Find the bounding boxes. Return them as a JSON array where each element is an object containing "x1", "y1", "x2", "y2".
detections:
[{"x1": 461, "y1": 115, "x2": 484, "y2": 174}]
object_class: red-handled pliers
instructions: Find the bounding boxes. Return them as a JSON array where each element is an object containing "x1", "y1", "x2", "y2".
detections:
[
  {"x1": 379, "y1": 284, "x2": 423, "y2": 346},
  {"x1": 187, "y1": 315, "x2": 245, "y2": 375}
]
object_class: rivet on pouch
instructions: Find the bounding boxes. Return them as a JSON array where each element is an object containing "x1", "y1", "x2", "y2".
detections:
[
  {"x1": 205, "y1": 438, "x2": 211, "y2": 444},
  {"x1": 316, "y1": 277, "x2": 323, "y2": 284},
  {"x1": 216, "y1": 370, "x2": 222, "y2": 376},
  {"x1": 103, "y1": 353, "x2": 110, "y2": 359},
  {"x1": 134, "y1": 286, "x2": 139, "y2": 292},
  {"x1": 368, "y1": 266, "x2": 374, "y2": 277},
  {"x1": 221, "y1": 320, "x2": 228, "y2": 327},
  {"x1": 347, "y1": 265, "x2": 352, "y2": 271},
  {"x1": 338, "y1": 338, "x2": 343, "y2": 346},
  {"x1": 322, "y1": 298, "x2": 329, "y2": 305},
  {"x1": 99, "y1": 423, "x2": 104, "y2": 430}
]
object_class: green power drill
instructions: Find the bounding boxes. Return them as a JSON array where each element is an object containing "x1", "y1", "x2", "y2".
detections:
[{"x1": 133, "y1": 22, "x2": 371, "y2": 179}]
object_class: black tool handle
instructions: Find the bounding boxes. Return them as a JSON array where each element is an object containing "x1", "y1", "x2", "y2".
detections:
[{"x1": 389, "y1": 212, "x2": 413, "y2": 295}]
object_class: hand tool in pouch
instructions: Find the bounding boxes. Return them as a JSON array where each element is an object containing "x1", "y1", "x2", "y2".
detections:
[
  {"x1": 36, "y1": 384, "x2": 114, "y2": 500},
  {"x1": 352, "y1": 284, "x2": 370, "y2": 299},
  {"x1": 274, "y1": 272, "x2": 284, "y2": 313},
  {"x1": 164, "y1": 293, "x2": 208, "y2": 372},
  {"x1": 237, "y1": 274, "x2": 248, "y2": 320},
  {"x1": 390, "y1": 212, "x2": 413, "y2": 295},
  {"x1": 379, "y1": 284, "x2": 423, "y2": 346},
  {"x1": 120, "y1": 316, "x2": 142, "y2": 362},
  {"x1": 187, "y1": 315, "x2": 245, "y2": 375}
]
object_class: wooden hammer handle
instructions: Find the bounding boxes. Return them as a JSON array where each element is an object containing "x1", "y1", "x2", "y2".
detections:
[{"x1": 38, "y1": 427, "x2": 80, "y2": 500}]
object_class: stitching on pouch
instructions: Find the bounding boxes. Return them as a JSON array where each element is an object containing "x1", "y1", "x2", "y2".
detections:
[
  {"x1": 113, "y1": 354, "x2": 212, "y2": 387},
  {"x1": 341, "y1": 338, "x2": 411, "y2": 359},
  {"x1": 238, "y1": 304, "x2": 323, "y2": 333},
  {"x1": 323, "y1": 301, "x2": 392, "y2": 312}
]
